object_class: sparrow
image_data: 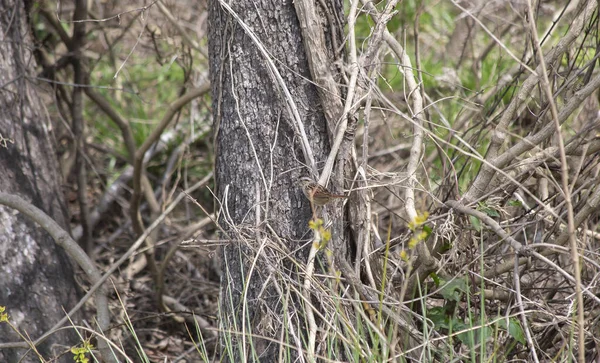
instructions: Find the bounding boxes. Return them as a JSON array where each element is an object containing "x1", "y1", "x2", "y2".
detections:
[{"x1": 299, "y1": 177, "x2": 348, "y2": 206}]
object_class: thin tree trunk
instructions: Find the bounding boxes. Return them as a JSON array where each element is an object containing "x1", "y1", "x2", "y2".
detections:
[
  {"x1": 208, "y1": 0, "x2": 341, "y2": 360},
  {"x1": 0, "y1": 1, "x2": 79, "y2": 361}
]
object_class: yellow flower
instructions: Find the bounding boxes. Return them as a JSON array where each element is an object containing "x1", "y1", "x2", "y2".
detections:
[
  {"x1": 400, "y1": 250, "x2": 408, "y2": 261},
  {"x1": 408, "y1": 237, "x2": 419, "y2": 249}
]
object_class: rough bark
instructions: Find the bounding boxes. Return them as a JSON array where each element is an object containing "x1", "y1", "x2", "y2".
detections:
[
  {"x1": 208, "y1": 0, "x2": 341, "y2": 360},
  {"x1": 0, "y1": 1, "x2": 79, "y2": 361}
]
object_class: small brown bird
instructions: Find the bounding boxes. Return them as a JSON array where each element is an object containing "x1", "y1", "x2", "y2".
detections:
[{"x1": 299, "y1": 177, "x2": 348, "y2": 206}]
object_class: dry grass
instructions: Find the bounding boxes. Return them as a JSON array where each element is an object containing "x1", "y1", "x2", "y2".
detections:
[{"x1": 14, "y1": 0, "x2": 600, "y2": 361}]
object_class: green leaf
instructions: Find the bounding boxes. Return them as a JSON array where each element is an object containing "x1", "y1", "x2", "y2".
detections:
[
  {"x1": 423, "y1": 224, "x2": 433, "y2": 235},
  {"x1": 507, "y1": 199, "x2": 523, "y2": 207},
  {"x1": 498, "y1": 317, "x2": 526, "y2": 345},
  {"x1": 439, "y1": 278, "x2": 468, "y2": 302},
  {"x1": 430, "y1": 272, "x2": 440, "y2": 286},
  {"x1": 457, "y1": 325, "x2": 492, "y2": 348},
  {"x1": 469, "y1": 215, "x2": 482, "y2": 232},
  {"x1": 427, "y1": 307, "x2": 449, "y2": 329},
  {"x1": 484, "y1": 207, "x2": 500, "y2": 217},
  {"x1": 478, "y1": 202, "x2": 500, "y2": 217}
]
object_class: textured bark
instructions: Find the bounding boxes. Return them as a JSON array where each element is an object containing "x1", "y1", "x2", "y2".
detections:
[
  {"x1": 0, "y1": 1, "x2": 79, "y2": 361},
  {"x1": 209, "y1": 0, "x2": 341, "y2": 360}
]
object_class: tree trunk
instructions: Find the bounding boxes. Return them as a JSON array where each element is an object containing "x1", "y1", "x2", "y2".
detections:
[
  {"x1": 0, "y1": 1, "x2": 79, "y2": 361},
  {"x1": 208, "y1": 0, "x2": 341, "y2": 360}
]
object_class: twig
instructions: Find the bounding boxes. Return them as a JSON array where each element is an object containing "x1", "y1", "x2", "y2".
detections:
[
  {"x1": 447, "y1": 200, "x2": 600, "y2": 305},
  {"x1": 0, "y1": 180, "x2": 203, "y2": 353},
  {"x1": 361, "y1": 0, "x2": 438, "y2": 294},
  {"x1": 156, "y1": 1, "x2": 206, "y2": 56},
  {"x1": 71, "y1": 0, "x2": 92, "y2": 254},
  {"x1": 450, "y1": 0, "x2": 535, "y2": 74},
  {"x1": 155, "y1": 172, "x2": 213, "y2": 311},
  {"x1": 84, "y1": 87, "x2": 136, "y2": 162},
  {"x1": 464, "y1": 0, "x2": 597, "y2": 203},
  {"x1": 316, "y1": 0, "x2": 362, "y2": 185},
  {"x1": 513, "y1": 258, "x2": 540, "y2": 362},
  {"x1": 446, "y1": 200, "x2": 529, "y2": 255},
  {"x1": 335, "y1": 256, "x2": 424, "y2": 345},
  {"x1": 525, "y1": 1, "x2": 585, "y2": 359},
  {"x1": 0, "y1": 193, "x2": 111, "y2": 362},
  {"x1": 129, "y1": 84, "x2": 210, "y2": 281},
  {"x1": 303, "y1": 234, "x2": 318, "y2": 362},
  {"x1": 293, "y1": 0, "x2": 344, "y2": 137}
]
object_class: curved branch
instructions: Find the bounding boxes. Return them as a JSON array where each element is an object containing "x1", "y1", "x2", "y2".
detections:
[
  {"x1": 129, "y1": 84, "x2": 211, "y2": 282},
  {"x1": 463, "y1": 0, "x2": 597, "y2": 203},
  {"x1": 446, "y1": 199, "x2": 600, "y2": 306},
  {"x1": 0, "y1": 193, "x2": 111, "y2": 360}
]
